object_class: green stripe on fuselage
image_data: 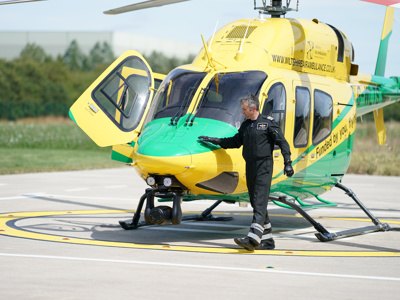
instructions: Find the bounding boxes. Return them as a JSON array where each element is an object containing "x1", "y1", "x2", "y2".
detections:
[
  {"x1": 181, "y1": 132, "x2": 354, "y2": 203},
  {"x1": 273, "y1": 93, "x2": 355, "y2": 179},
  {"x1": 138, "y1": 115, "x2": 239, "y2": 156},
  {"x1": 375, "y1": 31, "x2": 392, "y2": 77},
  {"x1": 69, "y1": 110, "x2": 77, "y2": 124},
  {"x1": 111, "y1": 150, "x2": 133, "y2": 163}
]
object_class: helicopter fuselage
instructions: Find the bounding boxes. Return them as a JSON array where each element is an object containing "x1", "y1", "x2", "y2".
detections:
[
  {"x1": 70, "y1": 16, "x2": 399, "y2": 204},
  {"x1": 126, "y1": 17, "x2": 360, "y2": 202}
]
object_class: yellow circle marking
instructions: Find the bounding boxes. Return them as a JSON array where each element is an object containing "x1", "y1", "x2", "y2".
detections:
[{"x1": 1, "y1": 210, "x2": 399, "y2": 257}]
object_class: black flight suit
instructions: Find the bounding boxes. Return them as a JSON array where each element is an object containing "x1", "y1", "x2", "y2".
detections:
[{"x1": 219, "y1": 114, "x2": 291, "y2": 246}]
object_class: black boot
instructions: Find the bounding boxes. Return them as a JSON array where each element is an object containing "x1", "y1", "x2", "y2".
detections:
[
  {"x1": 234, "y1": 237, "x2": 258, "y2": 251},
  {"x1": 255, "y1": 238, "x2": 275, "y2": 250}
]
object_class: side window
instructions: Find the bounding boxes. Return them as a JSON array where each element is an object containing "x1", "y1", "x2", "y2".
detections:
[
  {"x1": 262, "y1": 82, "x2": 286, "y2": 133},
  {"x1": 313, "y1": 89, "x2": 333, "y2": 145},
  {"x1": 294, "y1": 86, "x2": 311, "y2": 148}
]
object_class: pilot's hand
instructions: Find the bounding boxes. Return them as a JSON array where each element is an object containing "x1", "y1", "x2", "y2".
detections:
[
  {"x1": 284, "y1": 161, "x2": 294, "y2": 177},
  {"x1": 198, "y1": 136, "x2": 221, "y2": 145}
]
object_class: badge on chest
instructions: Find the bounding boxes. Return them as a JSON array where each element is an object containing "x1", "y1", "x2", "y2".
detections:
[{"x1": 257, "y1": 123, "x2": 268, "y2": 130}]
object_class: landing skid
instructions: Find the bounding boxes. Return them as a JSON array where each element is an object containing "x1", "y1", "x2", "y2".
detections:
[
  {"x1": 270, "y1": 183, "x2": 391, "y2": 242},
  {"x1": 119, "y1": 189, "x2": 232, "y2": 230}
]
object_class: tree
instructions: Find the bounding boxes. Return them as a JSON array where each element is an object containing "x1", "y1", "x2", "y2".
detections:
[
  {"x1": 88, "y1": 42, "x2": 115, "y2": 69},
  {"x1": 144, "y1": 51, "x2": 195, "y2": 74},
  {"x1": 63, "y1": 40, "x2": 88, "y2": 71},
  {"x1": 19, "y1": 43, "x2": 48, "y2": 63}
]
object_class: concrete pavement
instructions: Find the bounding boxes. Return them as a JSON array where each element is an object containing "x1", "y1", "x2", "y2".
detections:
[{"x1": 0, "y1": 168, "x2": 399, "y2": 299}]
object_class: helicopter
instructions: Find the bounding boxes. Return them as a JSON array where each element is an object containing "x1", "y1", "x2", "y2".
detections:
[{"x1": 9, "y1": 0, "x2": 399, "y2": 242}]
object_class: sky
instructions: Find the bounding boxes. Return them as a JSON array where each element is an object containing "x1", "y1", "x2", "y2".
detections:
[{"x1": 0, "y1": 0, "x2": 399, "y2": 76}]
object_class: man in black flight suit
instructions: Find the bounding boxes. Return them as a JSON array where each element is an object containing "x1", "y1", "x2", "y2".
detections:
[{"x1": 199, "y1": 94, "x2": 294, "y2": 251}]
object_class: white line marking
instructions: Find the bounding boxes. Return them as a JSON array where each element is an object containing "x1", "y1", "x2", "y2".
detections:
[
  {"x1": 0, "y1": 193, "x2": 136, "y2": 202},
  {"x1": 144, "y1": 226, "x2": 245, "y2": 235},
  {"x1": 0, "y1": 253, "x2": 398, "y2": 281},
  {"x1": 44, "y1": 194, "x2": 135, "y2": 201},
  {"x1": 145, "y1": 226, "x2": 316, "y2": 240},
  {"x1": 0, "y1": 193, "x2": 46, "y2": 201},
  {"x1": 64, "y1": 188, "x2": 89, "y2": 192},
  {"x1": 183, "y1": 222, "x2": 246, "y2": 229},
  {"x1": 344, "y1": 184, "x2": 376, "y2": 187},
  {"x1": 156, "y1": 223, "x2": 316, "y2": 240},
  {"x1": 0, "y1": 196, "x2": 27, "y2": 201},
  {"x1": 273, "y1": 233, "x2": 316, "y2": 240},
  {"x1": 104, "y1": 185, "x2": 127, "y2": 189}
]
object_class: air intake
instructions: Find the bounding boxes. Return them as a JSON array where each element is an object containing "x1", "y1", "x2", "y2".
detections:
[{"x1": 226, "y1": 26, "x2": 257, "y2": 39}]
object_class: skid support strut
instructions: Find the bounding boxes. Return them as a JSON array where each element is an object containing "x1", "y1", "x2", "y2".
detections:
[
  {"x1": 270, "y1": 183, "x2": 390, "y2": 242},
  {"x1": 119, "y1": 189, "x2": 232, "y2": 230},
  {"x1": 270, "y1": 195, "x2": 331, "y2": 237},
  {"x1": 182, "y1": 200, "x2": 233, "y2": 222},
  {"x1": 119, "y1": 188, "x2": 154, "y2": 230}
]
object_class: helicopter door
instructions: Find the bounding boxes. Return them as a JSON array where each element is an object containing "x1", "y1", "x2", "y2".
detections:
[{"x1": 69, "y1": 50, "x2": 160, "y2": 147}]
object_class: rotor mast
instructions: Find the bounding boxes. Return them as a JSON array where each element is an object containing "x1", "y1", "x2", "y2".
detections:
[{"x1": 254, "y1": 0, "x2": 298, "y2": 18}]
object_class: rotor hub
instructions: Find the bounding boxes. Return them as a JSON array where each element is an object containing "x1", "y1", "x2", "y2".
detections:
[{"x1": 254, "y1": 0, "x2": 298, "y2": 18}]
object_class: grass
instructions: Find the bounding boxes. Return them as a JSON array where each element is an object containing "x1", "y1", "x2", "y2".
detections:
[
  {"x1": 0, "y1": 117, "x2": 102, "y2": 150},
  {"x1": 0, "y1": 148, "x2": 121, "y2": 174},
  {"x1": 0, "y1": 117, "x2": 123, "y2": 174},
  {"x1": 348, "y1": 121, "x2": 400, "y2": 176},
  {"x1": 0, "y1": 118, "x2": 399, "y2": 176}
]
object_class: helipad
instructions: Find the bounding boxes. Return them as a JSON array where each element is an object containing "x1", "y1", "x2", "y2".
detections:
[
  {"x1": 0, "y1": 169, "x2": 399, "y2": 299},
  {"x1": 1, "y1": 209, "x2": 399, "y2": 257}
]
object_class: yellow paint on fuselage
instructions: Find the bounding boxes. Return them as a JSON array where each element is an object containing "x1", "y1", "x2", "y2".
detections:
[
  {"x1": 381, "y1": 7, "x2": 395, "y2": 40},
  {"x1": 70, "y1": 16, "x2": 359, "y2": 200},
  {"x1": 193, "y1": 17, "x2": 354, "y2": 82},
  {"x1": 133, "y1": 65, "x2": 356, "y2": 198}
]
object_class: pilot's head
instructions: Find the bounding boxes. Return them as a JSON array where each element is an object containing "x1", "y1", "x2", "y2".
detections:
[{"x1": 240, "y1": 94, "x2": 259, "y2": 120}]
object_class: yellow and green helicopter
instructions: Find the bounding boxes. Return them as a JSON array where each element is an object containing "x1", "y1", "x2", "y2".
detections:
[{"x1": 63, "y1": 0, "x2": 400, "y2": 241}]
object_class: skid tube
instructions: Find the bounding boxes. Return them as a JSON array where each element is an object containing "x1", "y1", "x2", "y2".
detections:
[
  {"x1": 119, "y1": 188, "x2": 232, "y2": 230},
  {"x1": 270, "y1": 183, "x2": 391, "y2": 242}
]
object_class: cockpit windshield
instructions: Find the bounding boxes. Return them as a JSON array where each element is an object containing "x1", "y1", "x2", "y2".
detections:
[
  {"x1": 194, "y1": 71, "x2": 267, "y2": 128},
  {"x1": 148, "y1": 69, "x2": 206, "y2": 122}
]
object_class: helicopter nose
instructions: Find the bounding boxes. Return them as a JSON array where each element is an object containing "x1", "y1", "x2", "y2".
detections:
[{"x1": 136, "y1": 142, "x2": 192, "y2": 175}]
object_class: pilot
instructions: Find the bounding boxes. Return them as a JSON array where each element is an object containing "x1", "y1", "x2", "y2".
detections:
[{"x1": 199, "y1": 94, "x2": 294, "y2": 251}]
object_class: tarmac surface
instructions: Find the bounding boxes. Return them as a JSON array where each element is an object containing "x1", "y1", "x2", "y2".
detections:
[{"x1": 0, "y1": 168, "x2": 399, "y2": 299}]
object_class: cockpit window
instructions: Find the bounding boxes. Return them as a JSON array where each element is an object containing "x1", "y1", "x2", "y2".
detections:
[
  {"x1": 194, "y1": 71, "x2": 267, "y2": 128},
  {"x1": 148, "y1": 69, "x2": 206, "y2": 122}
]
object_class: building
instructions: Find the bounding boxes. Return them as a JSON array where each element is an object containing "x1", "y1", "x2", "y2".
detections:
[{"x1": 0, "y1": 31, "x2": 201, "y2": 60}]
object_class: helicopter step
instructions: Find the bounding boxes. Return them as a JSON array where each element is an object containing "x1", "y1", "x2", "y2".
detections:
[
  {"x1": 119, "y1": 189, "x2": 233, "y2": 230},
  {"x1": 270, "y1": 183, "x2": 391, "y2": 242}
]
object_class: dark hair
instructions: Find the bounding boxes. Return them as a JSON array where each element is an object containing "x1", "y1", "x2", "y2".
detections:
[{"x1": 239, "y1": 94, "x2": 259, "y2": 111}]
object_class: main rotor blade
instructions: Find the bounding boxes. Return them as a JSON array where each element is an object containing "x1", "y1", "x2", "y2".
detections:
[
  {"x1": 104, "y1": 0, "x2": 189, "y2": 15},
  {"x1": 0, "y1": 0, "x2": 45, "y2": 5}
]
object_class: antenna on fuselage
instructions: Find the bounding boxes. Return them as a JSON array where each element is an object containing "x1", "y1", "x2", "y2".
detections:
[
  {"x1": 254, "y1": 0, "x2": 299, "y2": 18},
  {"x1": 201, "y1": 34, "x2": 226, "y2": 72},
  {"x1": 209, "y1": 20, "x2": 219, "y2": 52},
  {"x1": 235, "y1": 20, "x2": 251, "y2": 61},
  {"x1": 238, "y1": 20, "x2": 251, "y2": 54}
]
